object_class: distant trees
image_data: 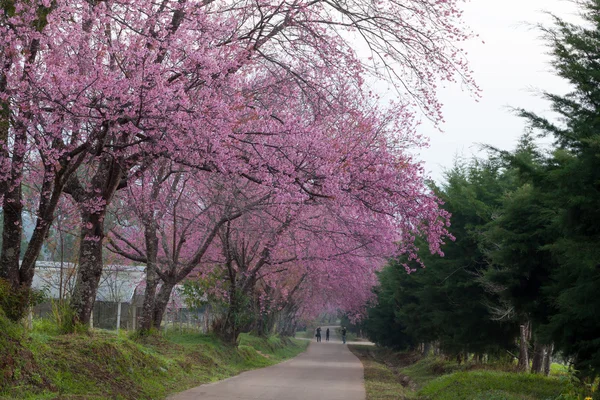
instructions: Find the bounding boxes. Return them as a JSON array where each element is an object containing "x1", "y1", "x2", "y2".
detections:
[
  {"x1": 365, "y1": 159, "x2": 519, "y2": 358},
  {"x1": 365, "y1": 0, "x2": 600, "y2": 388}
]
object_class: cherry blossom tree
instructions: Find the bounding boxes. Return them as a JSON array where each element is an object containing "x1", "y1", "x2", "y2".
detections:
[
  {"x1": 1, "y1": 0, "x2": 473, "y2": 325},
  {"x1": 108, "y1": 80, "x2": 452, "y2": 339},
  {"x1": 208, "y1": 189, "x2": 398, "y2": 340},
  {"x1": 0, "y1": 1, "x2": 92, "y2": 319},
  {"x1": 108, "y1": 163, "x2": 273, "y2": 332}
]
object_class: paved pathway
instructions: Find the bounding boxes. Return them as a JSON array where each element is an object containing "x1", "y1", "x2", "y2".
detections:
[{"x1": 169, "y1": 326, "x2": 365, "y2": 400}]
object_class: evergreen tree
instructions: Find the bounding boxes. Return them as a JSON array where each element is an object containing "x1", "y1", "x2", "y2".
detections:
[
  {"x1": 365, "y1": 261, "x2": 419, "y2": 350},
  {"x1": 515, "y1": 0, "x2": 600, "y2": 379},
  {"x1": 365, "y1": 159, "x2": 518, "y2": 356},
  {"x1": 480, "y1": 136, "x2": 558, "y2": 372}
]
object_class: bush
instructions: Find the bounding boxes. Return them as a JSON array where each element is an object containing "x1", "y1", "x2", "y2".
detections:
[
  {"x1": 0, "y1": 279, "x2": 48, "y2": 322},
  {"x1": 48, "y1": 299, "x2": 87, "y2": 334}
]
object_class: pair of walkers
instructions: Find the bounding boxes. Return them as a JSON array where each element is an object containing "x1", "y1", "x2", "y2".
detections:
[
  {"x1": 315, "y1": 327, "x2": 328, "y2": 342},
  {"x1": 315, "y1": 327, "x2": 347, "y2": 343}
]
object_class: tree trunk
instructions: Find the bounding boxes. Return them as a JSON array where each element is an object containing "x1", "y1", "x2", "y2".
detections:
[
  {"x1": 0, "y1": 35, "x2": 52, "y2": 322},
  {"x1": 2, "y1": 159, "x2": 78, "y2": 321},
  {"x1": 70, "y1": 211, "x2": 105, "y2": 326},
  {"x1": 543, "y1": 343, "x2": 553, "y2": 376},
  {"x1": 215, "y1": 258, "x2": 240, "y2": 342},
  {"x1": 0, "y1": 133, "x2": 25, "y2": 287},
  {"x1": 67, "y1": 155, "x2": 123, "y2": 328},
  {"x1": 152, "y1": 282, "x2": 176, "y2": 330},
  {"x1": 222, "y1": 290, "x2": 239, "y2": 343},
  {"x1": 265, "y1": 312, "x2": 277, "y2": 336},
  {"x1": 423, "y1": 342, "x2": 432, "y2": 357},
  {"x1": 276, "y1": 304, "x2": 299, "y2": 337},
  {"x1": 0, "y1": 129, "x2": 26, "y2": 321},
  {"x1": 531, "y1": 340, "x2": 544, "y2": 374},
  {"x1": 1, "y1": 186, "x2": 23, "y2": 288},
  {"x1": 139, "y1": 271, "x2": 159, "y2": 332},
  {"x1": 138, "y1": 224, "x2": 159, "y2": 333},
  {"x1": 19, "y1": 165, "x2": 73, "y2": 291},
  {"x1": 204, "y1": 304, "x2": 211, "y2": 333},
  {"x1": 517, "y1": 322, "x2": 530, "y2": 372},
  {"x1": 218, "y1": 283, "x2": 255, "y2": 343},
  {"x1": 1, "y1": 121, "x2": 85, "y2": 323}
]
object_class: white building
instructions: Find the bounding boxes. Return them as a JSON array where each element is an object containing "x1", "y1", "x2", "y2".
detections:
[{"x1": 31, "y1": 262, "x2": 198, "y2": 331}]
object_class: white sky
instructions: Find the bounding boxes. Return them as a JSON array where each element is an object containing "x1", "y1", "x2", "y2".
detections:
[{"x1": 415, "y1": 0, "x2": 581, "y2": 182}]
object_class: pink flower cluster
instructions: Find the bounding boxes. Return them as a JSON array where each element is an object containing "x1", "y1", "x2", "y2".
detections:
[{"x1": 1, "y1": 0, "x2": 474, "y2": 321}]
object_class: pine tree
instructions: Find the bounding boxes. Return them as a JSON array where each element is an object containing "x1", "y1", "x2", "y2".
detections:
[{"x1": 516, "y1": 0, "x2": 600, "y2": 380}]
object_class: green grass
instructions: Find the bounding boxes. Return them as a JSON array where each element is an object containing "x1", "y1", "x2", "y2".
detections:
[
  {"x1": 419, "y1": 370, "x2": 566, "y2": 400},
  {"x1": 0, "y1": 314, "x2": 308, "y2": 400},
  {"x1": 349, "y1": 346, "x2": 572, "y2": 400},
  {"x1": 295, "y1": 330, "x2": 314, "y2": 339},
  {"x1": 350, "y1": 345, "x2": 421, "y2": 399},
  {"x1": 401, "y1": 356, "x2": 458, "y2": 386},
  {"x1": 358, "y1": 350, "x2": 412, "y2": 399},
  {"x1": 549, "y1": 363, "x2": 570, "y2": 377}
]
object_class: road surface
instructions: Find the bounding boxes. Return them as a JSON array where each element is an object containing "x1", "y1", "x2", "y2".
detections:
[{"x1": 169, "y1": 326, "x2": 366, "y2": 400}]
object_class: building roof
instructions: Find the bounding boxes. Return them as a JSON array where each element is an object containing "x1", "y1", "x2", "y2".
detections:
[
  {"x1": 32, "y1": 262, "x2": 198, "y2": 310},
  {"x1": 33, "y1": 262, "x2": 146, "y2": 303}
]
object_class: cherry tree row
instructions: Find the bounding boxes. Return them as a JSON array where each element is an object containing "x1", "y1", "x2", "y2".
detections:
[{"x1": 0, "y1": 0, "x2": 474, "y2": 330}]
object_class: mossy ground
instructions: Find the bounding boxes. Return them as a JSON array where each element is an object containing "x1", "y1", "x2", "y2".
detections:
[
  {"x1": 349, "y1": 345, "x2": 583, "y2": 400},
  {"x1": 0, "y1": 313, "x2": 308, "y2": 400}
]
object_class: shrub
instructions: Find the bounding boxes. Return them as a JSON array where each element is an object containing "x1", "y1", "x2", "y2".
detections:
[{"x1": 0, "y1": 279, "x2": 48, "y2": 322}]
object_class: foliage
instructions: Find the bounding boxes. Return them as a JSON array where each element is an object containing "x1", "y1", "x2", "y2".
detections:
[
  {"x1": 364, "y1": 159, "x2": 518, "y2": 355},
  {"x1": 364, "y1": 261, "x2": 419, "y2": 350},
  {"x1": 339, "y1": 314, "x2": 367, "y2": 337},
  {"x1": 0, "y1": 279, "x2": 47, "y2": 321},
  {"x1": 364, "y1": 1, "x2": 600, "y2": 389},
  {"x1": 49, "y1": 299, "x2": 86, "y2": 335},
  {"x1": 1, "y1": 0, "x2": 475, "y2": 329},
  {"x1": 180, "y1": 273, "x2": 226, "y2": 311},
  {"x1": 510, "y1": 0, "x2": 600, "y2": 379}
]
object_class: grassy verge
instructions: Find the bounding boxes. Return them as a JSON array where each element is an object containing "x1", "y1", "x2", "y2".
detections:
[
  {"x1": 350, "y1": 345, "x2": 574, "y2": 400},
  {"x1": 0, "y1": 314, "x2": 308, "y2": 400},
  {"x1": 295, "y1": 330, "x2": 314, "y2": 339},
  {"x1": 419, "y1": 370, "x2": 568, "y2": 400},
  {"x1": 354, "y1": 348, "x2": 413, "y2": 399}
]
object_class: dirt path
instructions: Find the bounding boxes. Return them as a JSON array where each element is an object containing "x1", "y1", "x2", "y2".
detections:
[{"x1": 168, "y1": 326, "x2": 365, "y2": 400}]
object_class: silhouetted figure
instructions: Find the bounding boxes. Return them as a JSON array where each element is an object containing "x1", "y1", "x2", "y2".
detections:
[
  {"x1": 316, "y1": 326, "x2": 322, "y2": 342},
  {"x1": 326, "y1": 328, "x2": 330, "y2": 342},
  {"x1": 341, "y1": 327, "x2": 347, "y2": 344}
]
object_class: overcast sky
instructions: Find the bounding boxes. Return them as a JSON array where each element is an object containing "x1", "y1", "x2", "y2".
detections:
[{"x1": 415, "y1": 0, "x2": 581, "y2": 182}]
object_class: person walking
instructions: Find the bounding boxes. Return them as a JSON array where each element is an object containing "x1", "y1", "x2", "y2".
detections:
[
  {"x1": 325, "y1": 328, "x2": 330, "y2": 342},
  {"x1": 341, "y1": 326, "x2": 347, "y2": 344},
  {"x1": 316, "y1": 326, "x2": 322, "y2": 342}
]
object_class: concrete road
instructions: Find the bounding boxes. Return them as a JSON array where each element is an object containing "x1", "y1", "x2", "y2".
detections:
[{"x1": 168, "y1": 326, "x2": 365, "y2": 400}]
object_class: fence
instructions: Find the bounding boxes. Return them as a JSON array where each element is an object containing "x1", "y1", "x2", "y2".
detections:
[{"x1": 33, "y1": 301, "x2": 213, "y2": 333}]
